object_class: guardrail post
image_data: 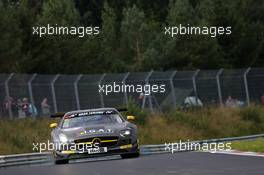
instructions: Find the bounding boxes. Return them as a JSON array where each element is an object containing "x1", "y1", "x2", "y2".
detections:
[
  {"x1": 51, "y1": 74, "x2": 60, "y2": 113},
  {"x1": 143, "y1": 70, "x2": 154, "y2": 111},
  {"x1": 170, "y1": 71, "x2": 177, "y2": 108},
  {"x1": 122, "y1": 72, "x2": 130, "y2": 108},
  {"x1": 74, "y1": 74, "x2": 83, "y2": 110},
  {"x1": 28, "y1": 73, "x2": 37, "y2": 118},
  {"x1": 192, "y1": 69, "x2": 200, "y2": 105},
  {"x1": 0, "y1": 156, "x2": 4, "y2": 164},
  {"x1": 5, "y1": 73, "x2": 14, "y2": 119},
  {"x1": 98, "y1": 73, "x2": 106, "y2": 108},
  {"x1": 216, "y1": 69, "x2": 224, "y2": 107},
  {"x1": 244, "y1": 67, "x2": 251, "y2": 106}
]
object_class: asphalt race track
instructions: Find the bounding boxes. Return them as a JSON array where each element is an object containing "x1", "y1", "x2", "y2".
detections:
[{"x1": 1, "y1": 152, "x2": 264, "y2": 175}]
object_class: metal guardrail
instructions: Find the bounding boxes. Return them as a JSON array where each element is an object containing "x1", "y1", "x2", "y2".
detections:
[
  {"x1": 141, "y1": 133, "x2": 264, "y2": 155},
  {"x1": 0, "y1": 152, "x2": 51, "y2": 167},
  {"x1": 0, "y1": 134, "x2": 263, "y2": 168}
]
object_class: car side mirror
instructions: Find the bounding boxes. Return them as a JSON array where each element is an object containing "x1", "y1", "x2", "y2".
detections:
[
  {"x1": 127, "y1": 115, "x2": 135, "y2": 121},
  {"x1": 50, "y1": 123, "x2": 58, "y2": 128}
]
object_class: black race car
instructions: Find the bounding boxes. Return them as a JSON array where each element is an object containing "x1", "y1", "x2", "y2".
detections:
[{"x1": 49, "y1": 108, "x2": 139, "y2": 164}]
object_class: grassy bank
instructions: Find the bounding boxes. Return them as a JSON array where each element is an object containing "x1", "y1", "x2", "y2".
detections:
[
  {"x1": 0, "y1": 106, "x2": 264, "y2": 155},
  {"x1": 231, "y1": 139, "x2": 264, "y2": 153}
]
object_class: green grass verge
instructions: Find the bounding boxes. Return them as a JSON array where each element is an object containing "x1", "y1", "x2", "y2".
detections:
[
  {"x1": 231, "y1": 139, "x2": 264, "y2": 153},
  {"x1": 0, "y1": 105, "x2": 264, "y2": 155}
]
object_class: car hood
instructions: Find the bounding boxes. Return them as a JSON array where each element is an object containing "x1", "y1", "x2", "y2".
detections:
[{"x1": 58, "y1": 122, "x2": 128, "y2": 140}]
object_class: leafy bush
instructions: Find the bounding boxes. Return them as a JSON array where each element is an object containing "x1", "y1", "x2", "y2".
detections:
[
  {"x1": 240, "y1": 106, "x2": 263, "y2": 123},
  {"x1": 126, "y1": 97, "x2": 148, "y2": 125}
]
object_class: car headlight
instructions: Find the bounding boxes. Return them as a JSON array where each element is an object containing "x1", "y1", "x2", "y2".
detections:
[
  {"x1": 120, "y1": 129, "x2": 131, "y2": 137},
  {"x1": 59, "y1": 134, "x2": 68, "y2": 143}
]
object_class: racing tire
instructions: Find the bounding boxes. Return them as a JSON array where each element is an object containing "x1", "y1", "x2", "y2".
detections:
[
  {"x1": 55, "y1": 159, "x2": 69, "y2": 164},
  {"x1": 121, "y1": 152, "x2": 140, "y2": 159}
]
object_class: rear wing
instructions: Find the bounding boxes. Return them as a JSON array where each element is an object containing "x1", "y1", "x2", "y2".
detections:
[
  {"x1": 50, "y1": 112, "x2": 65, "y2": 118},
  {"x1": 50, "y1": 108, "x2": 127, "y2": 118},
  {"x1": 116, "y1": 107, "x2": 127, "y2": 112}
]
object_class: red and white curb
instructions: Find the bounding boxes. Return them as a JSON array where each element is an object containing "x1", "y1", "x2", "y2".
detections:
[{"x1": 209, "y1": 150, "x2": 264, "y2": 157}]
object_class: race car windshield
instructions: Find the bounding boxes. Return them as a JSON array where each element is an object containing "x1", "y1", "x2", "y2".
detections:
[{"x1": 62, "y1": 114, "x2": 123, "y2": 128}]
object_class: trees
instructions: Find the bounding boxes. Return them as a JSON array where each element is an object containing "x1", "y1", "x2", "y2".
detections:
[
  {"x1": 120, "y1": 5, "x2": 149, "y2": 71},
  {"x1": 28, "y1": 0, "x2": 83, "y2": 73},
  {"x1": 226, "y1": 0, "x2": 264, "y2": 67},
  {"x1": 0, "y1": 0, "x2": 263, "y2": 73},
  {"x1": 0, "y1": 1, "x2": 22, "y2": 72},
  {"x1": 99, "y1": 1, "x2": 119, "y2": 72},
  {"x1": 197, "y1": 0, "x2": 264, "y2": 68},
  {"x1": 156, "y1": 0, "x2": 226, "y2": 70}
]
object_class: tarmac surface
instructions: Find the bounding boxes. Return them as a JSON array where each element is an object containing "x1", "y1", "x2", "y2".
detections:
[{"x1": 1, "y1": 152, "x2": 264, "y2": 175}]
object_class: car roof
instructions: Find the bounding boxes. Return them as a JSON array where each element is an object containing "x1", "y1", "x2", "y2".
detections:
[{"x1": 64, "y1": 108, "x2": 118, "y2": 116}]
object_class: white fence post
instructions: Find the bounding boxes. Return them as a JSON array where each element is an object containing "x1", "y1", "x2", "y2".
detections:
[
  {"x1": 170, "y1": 71, "x2": 177, "y2": 108},
  {"x1": 28, "y1": 73, "x2": 37, "y2": 117},
  {"x1": 122, "y1": 72, "x2": 130, "y2": 108},
  {"x1": 143, "y1": 70, "x2": 154, "y2": 111},
  {"x1": 74, "y1": 74, "x2": 83, "y2": 110},
  {"x1": 216, "y1": 69, "x2": 224, "y2": 106},
  {"x1": 244, "y1": 67, "x2": 251, "y2": 106},
  {"x1": 192, "y1": 69, "x2": 200, "y2": 104},
  {"x1": 51, "y1": 74, "x2": 60, "y2": 113},
  {"x1": 5, "y1": 73, "x2": 14, "y2": 119},
  {"x1": 98, "y1": 73, "x2": 106, "y2": 108}
]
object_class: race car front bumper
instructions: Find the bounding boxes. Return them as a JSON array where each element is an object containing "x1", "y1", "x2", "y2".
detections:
[{"x1": 53, "y1": 142, "x2": 139, "y2": 161}]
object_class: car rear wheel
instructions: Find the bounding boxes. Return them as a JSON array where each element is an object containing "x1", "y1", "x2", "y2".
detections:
[
  {"x1": 55, "y1": 159, "x2": 69, "y2": 164},
  {"x1": 121, "y1": 152, "x2": 140, "y2": 159}
]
